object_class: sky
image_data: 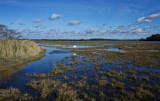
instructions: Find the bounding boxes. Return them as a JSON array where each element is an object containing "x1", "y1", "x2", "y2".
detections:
[{"x1": 0, "y1": 0, "x2": 160, "y2": 39}]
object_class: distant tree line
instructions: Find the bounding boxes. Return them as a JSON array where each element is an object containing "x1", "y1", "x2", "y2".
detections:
[
  {"x1": 0, "y1": 24, "x2": 22, "y2": 39},
  {"x1": 140, "y1": 34, "x2": 160, "y2": 41}
]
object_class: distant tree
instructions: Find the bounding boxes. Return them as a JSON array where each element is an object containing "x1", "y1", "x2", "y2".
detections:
[
  {"x1": 0, "y1": 24, "x2": 22, "y2": 39},
  {"x1": 140, "y1": 34, "x2": 160, "y2": 41},
  {"x1": 146, "y1": 34, "x2": 160, "y2": 41},
  {"x1": 139, "y1": 38, "x2": 145, "y2": 41}
]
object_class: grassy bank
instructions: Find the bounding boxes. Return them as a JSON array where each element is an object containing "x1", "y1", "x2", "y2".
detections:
[{"x1": 0, "y1": 39, "x2": 45, "y2": 71}]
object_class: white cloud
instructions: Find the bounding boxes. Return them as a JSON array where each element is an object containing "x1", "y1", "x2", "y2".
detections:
[
  {"x1": 33, "y1": 19, "x2": 43, "y2": 23},
  {"x1": 16, "y1": 29, "x2": 37, "y2": 35},
  {"x1": 136, "y1": 13, "x2": 160, "y2": 23},
  {"x1": 149, "y1": 13, "x2": 160, "y2": 18},
  {"x1": 68, "y1": 20, "x2": 81, "y2": 26},
  {"x1": 144, "y1": 25, "x2": 155, "y2": 29},
  {"x1": 83, "y1": 26, "x2": 149, "y2": 36},
  {"x1": 49, "y1": 13, "x2": 63, "y2": 20},
  {"x1": 14, "y1": 24, "x2": 158, "y2": 39}
]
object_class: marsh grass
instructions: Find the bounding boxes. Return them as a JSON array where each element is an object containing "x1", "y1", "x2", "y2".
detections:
[
  {"x1": 69, "y1": 80, "x2": 86, "y2": 89},
  {"x1": 27, "y1": 79, "x2": 61, "y2": 98},
  {"x1": 129, "y1": 74, "x2": 137, "y2": 81},
  {"x1": 0, "y1": 88, "x2": 32, "y2": 101},
  {"x1": 141, "y1": 77, "x2": 149, "y2": 82},
  {"x1": 126, "y1": 70, "x2": 136, "y2": 75},
  {"x1": 25, "y1": 73, "x2": 46, "y2": 79},
  {"x1": 59, "y1": 65, "x2": 72, "y2": 71},
  {"x1": 110, "y1": 79, "x2": 124, "y2": 89},
  {"x1": 154, "y1": 75, "x2": 160, "y2": 80},
  {"x1": 48, "y1": 67, "x2": 66, "y2": 76},
  {"x1": 72, "y1": 75, "x2": 77, "y2": 79},
  {"x1": 106, "y1": 70, "x2": 126, "y2": 80},
  {"x1": 75, "y1": 61, "x2": 81, "y2": 65},
  {"x1": 80, "y1": 75, "x2": 87, "y2": 81},
  {"x1": 138, "y1": 70, "x2": 153, "y2": 76},
  {"x1": 0, "y1": 39, "x2": 43, "y2": 58},
  {"x1": 97, "y1": 79, "x2": 108, "y2": 87},
  {"x1": 67, "y1": 62, "x2": 74, "y2": 65},
  {"x1": 63, "y1": 75, "x2": 69, "y2": 80},
  {"x1": 135, "y1": 87, "x2": 154, "y2": 100},
  {"x1": 56, "y1": 83, "x2": 81, "y2": 101},
  {"x1": 23, "y1": 41, "x2": 160, "y2": 100}
]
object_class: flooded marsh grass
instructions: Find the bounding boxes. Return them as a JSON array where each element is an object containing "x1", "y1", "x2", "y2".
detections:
[
  {"x1": 0, "y1": 41, "x2": 160, "y2": 100},
  {"x1": 0, "y1": 88, "x2": 32, "y2": 101}
]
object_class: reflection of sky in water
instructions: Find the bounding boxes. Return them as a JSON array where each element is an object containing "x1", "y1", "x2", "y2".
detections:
[
  {"x1": 96, "y1": 47, "x2": 126, "y2": 52},
  {"x1": 124, "y1": 46, "x2": 133, "y2": 48},
  {"x1": 73, "y1": 53, "x2": 77, "y2": 56},
  {"x1": 62, "y1": 45, "x2": 95, "y2": 48},
  {"x1": 38, "y1": 43, "x2": 96, "y2": 48},
  {"x1": 104, "y1": 48, "x2": 126, "y2": 52},
  {"x1": 101, "y1": 44, "x2": 115, "y2": 46},
  {"x1": 134, "y1": 50, "x2": 160, "y2": 52},
  {"x1": 96, "y1": 47, "x2": 160, "y2": 53},
  {"x1": 49, "y1": 50, "x2": 72, "y2": 54}
]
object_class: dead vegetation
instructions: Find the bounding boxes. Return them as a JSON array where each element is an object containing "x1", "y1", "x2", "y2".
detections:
[
  {"x1": 27, "y1": 79, "x2": 61, "y2": 99},
  {"x1": 135, "y1": 87, "x2": 154, "y2": 100},
  {"x1": 56, "y1": 83, "x2": 81, "y2": 101},
  {"x1": 110, "y1": 79, "x2": 124, "y2": 89},
  {"x1": 0, "y1": 88, "x2": 32, "y2": 101},
  {"x1": 0, "y1": 39, "x2": 43, "y2": 58},
  {"x1": 96, "y1": 79, "x2": 108, "y2": 87}
]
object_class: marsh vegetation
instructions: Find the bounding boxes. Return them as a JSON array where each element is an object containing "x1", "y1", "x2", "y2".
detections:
[{"x1": 0, "y1": 41, "x2": 160, "y2": 101}]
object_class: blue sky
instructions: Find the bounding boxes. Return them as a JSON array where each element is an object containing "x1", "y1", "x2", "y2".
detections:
[{"x1": 0, "y1": 0, "x2": 160, "y2": 39}]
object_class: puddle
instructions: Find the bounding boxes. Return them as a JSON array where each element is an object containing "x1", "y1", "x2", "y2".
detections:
[
  {"x1": 101, "y1": 44, "x2": 115, "y2": 46},
  {"x1": 96, "y1": 47, "x2": 126, "y2": 52},
  {"x1": 124, "y1": 46, "x2": 133, "y2": 48},
  {"x1": 73, "y1": 53, "x2": 77, "y2": 56},
  {"x1": 41, "y1": 44, "x2": 63, "y2": 47},
  {"x1": 38, "y1": 43, "x2": 95, "y2": 48},
  {"x1": 38, "y1": 43, "x2": 63, "y2": 47},
  {"x1": 38, "y1": 43, "x2": 56, "y2": 44},
  {"x1": 134, "y1": 50, "x2": 160, "y2": 52},
  {"x1": 146, "y1": 50, "x2": 160, "y2": 52},
  {"x1": 49, "y1": 50, "x2": 72, "y2": 54},
  {"x1": 105, "y1": 48, "x2": 126, "y2": 52},
  {"x1": 61, "y1": 45, "x2": 95, "y2": 48}
]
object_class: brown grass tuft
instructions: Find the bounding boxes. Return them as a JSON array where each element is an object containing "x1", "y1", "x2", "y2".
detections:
[
  {"x1": 27, "y1": 79, "x2": 61, "y2": 99},
  {"x1": 56, "y1": 83, "x2": 81, "y2": 101}
]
